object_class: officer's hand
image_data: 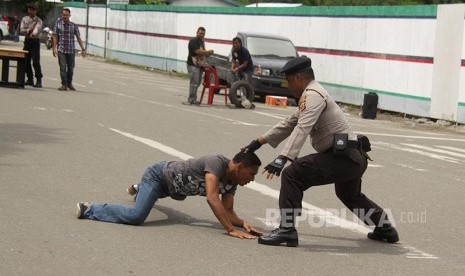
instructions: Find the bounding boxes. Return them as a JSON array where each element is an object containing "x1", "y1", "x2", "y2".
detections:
[
  {"x1": 263, "y1": 155, "x2": 287, "y2": 179},
  {"x1": 228, "y1": 229, "x2": 256, "y2": 239},
  {"x1": 242, "y1": 221, "x2": 263, "y2": 236},
  {"x1": 241, "y1": 139, "x2": 262, "y2": 153}
]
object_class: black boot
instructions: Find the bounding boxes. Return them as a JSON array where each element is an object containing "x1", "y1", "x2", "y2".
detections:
[
  {"x1": 25, "y1": 79, "x2": 34, "y2": 86},
  {"x1": 368, "y1": 223, "x2": 399, "y2": 243},
  {"x1": 258, "y1": 227, "x2": 298, "y2": 247},
  {"x1": 33, "y1": 79, "x2": 42, "y2": 88}
]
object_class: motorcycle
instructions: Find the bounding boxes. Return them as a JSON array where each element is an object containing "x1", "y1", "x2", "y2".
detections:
[{"x1": 42, "y1": 27, "x2": 53, "y2": 50}]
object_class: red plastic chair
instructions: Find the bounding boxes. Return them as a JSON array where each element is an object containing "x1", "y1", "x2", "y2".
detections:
[{"x1": 199, "y1": 67, "x2": 228, "y2": 106}]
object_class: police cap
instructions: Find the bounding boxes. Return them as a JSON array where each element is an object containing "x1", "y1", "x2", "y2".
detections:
[
  {"x1": 280, "y1": 56, "x2": 312, "y2": 75},
  {"x1": 27, "y1": 3, "x2": 39, "y2": 10}
]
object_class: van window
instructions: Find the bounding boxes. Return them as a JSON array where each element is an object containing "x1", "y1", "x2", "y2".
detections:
[{"x1": 246, "y1": 36, "x2": 297, "y2": 58}]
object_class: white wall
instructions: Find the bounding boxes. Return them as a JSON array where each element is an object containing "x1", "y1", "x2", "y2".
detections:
[{"x1": 66, "y1": 3, "x2": 465, "y2": 123}]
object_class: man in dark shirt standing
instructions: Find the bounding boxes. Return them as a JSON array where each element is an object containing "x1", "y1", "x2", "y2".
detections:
[
  {"x1": 186, "y1": 27, "x2": 214, "y2": 105},
  {"x1": 231, "y1": 37, "x2": 253, "y2": 81}
]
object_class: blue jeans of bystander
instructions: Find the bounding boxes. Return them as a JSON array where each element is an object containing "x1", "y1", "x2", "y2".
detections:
[{"x1": 58, "y1": 52, "x2": 75, "y2": 86}]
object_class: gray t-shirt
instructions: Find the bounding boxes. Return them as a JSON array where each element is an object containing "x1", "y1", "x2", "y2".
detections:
[{"x1": 163, "y1": 154, "x2": 237, "y2": 200}]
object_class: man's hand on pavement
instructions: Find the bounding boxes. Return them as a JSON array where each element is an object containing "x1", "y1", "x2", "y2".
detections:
[
  {"x1": 228, "y1": 229, "x2": 257, "y2": 239},
  {"x1": 242, "y1": 221, "x2": 263, "y2": 236}
]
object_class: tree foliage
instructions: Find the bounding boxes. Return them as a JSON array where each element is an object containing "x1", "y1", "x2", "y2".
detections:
[
  {"x1": 11, "y1": 0, "x2": 57, "y2": 20},
  {"x1": 236, "y1": 0, "x2": 465, "y2": 5}
]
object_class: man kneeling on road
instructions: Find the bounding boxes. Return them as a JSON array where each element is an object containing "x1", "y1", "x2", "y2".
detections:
[{"x1": 76, "y1": 152, "x2": 263, "y2": 239}]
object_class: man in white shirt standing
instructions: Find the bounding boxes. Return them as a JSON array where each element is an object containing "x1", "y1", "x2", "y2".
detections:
[{"x1": 20, "y1": 3, "x2": 43, "y2": 88}]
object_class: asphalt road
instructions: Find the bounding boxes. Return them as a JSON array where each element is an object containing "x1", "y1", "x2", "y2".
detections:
[{"x1": 1, "y1": 40, "x2": 465, "y2": 275}]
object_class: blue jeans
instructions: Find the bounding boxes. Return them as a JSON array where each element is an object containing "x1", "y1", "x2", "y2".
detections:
[
  {"x1": 58, "y1": 52, "x2": 75, "y2": 86},
  {"x1": 84, "y1": 162, "x2": 169, "y2": 225}
]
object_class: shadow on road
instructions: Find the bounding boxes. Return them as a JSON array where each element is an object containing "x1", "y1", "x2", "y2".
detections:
[
  {"x1": 297, "y1": 233, "x2": 408, "y2": 256},
  {"x1": 0, "y1": 123, "x2": 64, "y2": 158},
  {"x1": 144, "y1": 204, "x2": 222, "y2": 230}
]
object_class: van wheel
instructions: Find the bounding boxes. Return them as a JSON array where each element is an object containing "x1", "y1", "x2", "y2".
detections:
[{"x1": 229, "y1": 80, "x2": 254, "y2": 108}]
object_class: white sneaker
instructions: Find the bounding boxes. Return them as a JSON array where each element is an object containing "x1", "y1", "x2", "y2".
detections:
[{"x1": 76, "y1": 202, "x2": 91, "y2": 219}]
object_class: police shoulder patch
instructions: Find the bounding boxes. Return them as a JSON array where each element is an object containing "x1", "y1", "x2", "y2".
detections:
[{"x1": 299, "y1": 95, "x2": 307, "y2": 112}]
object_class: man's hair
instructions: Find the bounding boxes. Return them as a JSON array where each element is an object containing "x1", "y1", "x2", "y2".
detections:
[
  {"x1": 197, "y1": 27, "x2": 206, "y2": 32},
  {"x1": 62, "y1": 8, "x2": 71, "y2": 14},
  {"x1": 233, "y1": 151, "x2": 261, "y2": 167},
  {"x1": 232, "y1": 37, "x2": 242, "y2": 44}
]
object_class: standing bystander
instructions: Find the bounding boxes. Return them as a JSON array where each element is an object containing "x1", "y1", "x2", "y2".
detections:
[
  {"x1": 20, "y1": 3, "x2": 43, "y2": 87},
  {"x1": 230, "y1": 36, "x2": 253, "y2": 81},
  {"x1": 52, "y1": 8, "x2": 86, "y2": 91},
  {"x1": 12, "y1": 16, "x2": 20, "y2": 42},
  {"x1": 185, "y1": 27, "x2": 214, "y2": 105}
]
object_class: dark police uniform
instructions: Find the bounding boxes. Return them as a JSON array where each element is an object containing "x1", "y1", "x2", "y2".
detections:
[
  {"x1": 20, "y1": 3, "x2": 43, "y2": 86},
  {"x1": 256, "y1": 56, "x2": 398, "y2": 246}
]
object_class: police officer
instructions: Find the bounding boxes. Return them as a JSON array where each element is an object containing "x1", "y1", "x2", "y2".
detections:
[
  {"x1": 20, "y1": 3, "x2": 43, "y2": 88},
  {"x1": 242, "y1": 56, "x2": 399, "y2": 247}
]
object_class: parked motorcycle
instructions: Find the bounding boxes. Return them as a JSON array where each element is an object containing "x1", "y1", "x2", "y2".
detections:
[{"x1": 42, "y1": 27, "x2": 53, "y2": 50}]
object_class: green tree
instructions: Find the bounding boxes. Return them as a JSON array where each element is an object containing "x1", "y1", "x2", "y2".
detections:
[
  {"x1": 236, "y1": 0, "x2": 465, "y2": 5},
  {"x1": 129, "y1": 0, "x2": 166, "y2": 4},
  {"x1": 12, "y1": 0, "x2": 57, "y2": 20}
]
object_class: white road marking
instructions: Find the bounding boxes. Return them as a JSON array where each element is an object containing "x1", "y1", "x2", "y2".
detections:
[
  {"x1": 102, "y1": 90, "x2": 273, "y2": 127},
  {"x1": 107, "y1": 126, "x2": 439, "y2": 260},
  {"x1": 109, "y1": 128, "x2": 192, "y2": 161},
  {"x1": 398, "y1": 163, "x2": 427, "y2": 172},
  {"x1": 74, "y1": 83, "x2": 86, "y2": 88},
  {"x1": 361, "y1": 132, "x2": 465, "y2": 142},
  {"x1": 436, "y1": 146, "x2": 465, "y2": 153},
  {"x1": 402, "y1": 143, "x2": 465, "y2": 159},
  {"x1": 373, "y1": 142, "x2": 459, "y2": 164},
  {"x1": 253, "y1": 111, "x2": 288, "y2": 119},
  {"x1": 33, "y1": 107, "x2": 47, "y2": 111}
]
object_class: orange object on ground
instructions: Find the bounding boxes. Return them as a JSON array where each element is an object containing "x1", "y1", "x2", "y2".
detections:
[{"x1": 266, "y1": 96, "x2": 288, "y2": 108}]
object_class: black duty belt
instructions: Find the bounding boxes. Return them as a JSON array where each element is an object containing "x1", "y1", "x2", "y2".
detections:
[
  {"x1": 347, "y1": 140, "x2": 361, "y2": 149},
  {"x1": 324, "y1": 140, "x2": 360, "y2": 154}
]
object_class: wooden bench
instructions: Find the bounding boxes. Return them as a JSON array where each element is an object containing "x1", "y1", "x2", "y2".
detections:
[{"x1": 0, "y1": 48, "x2": 28, "y2": 88}]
